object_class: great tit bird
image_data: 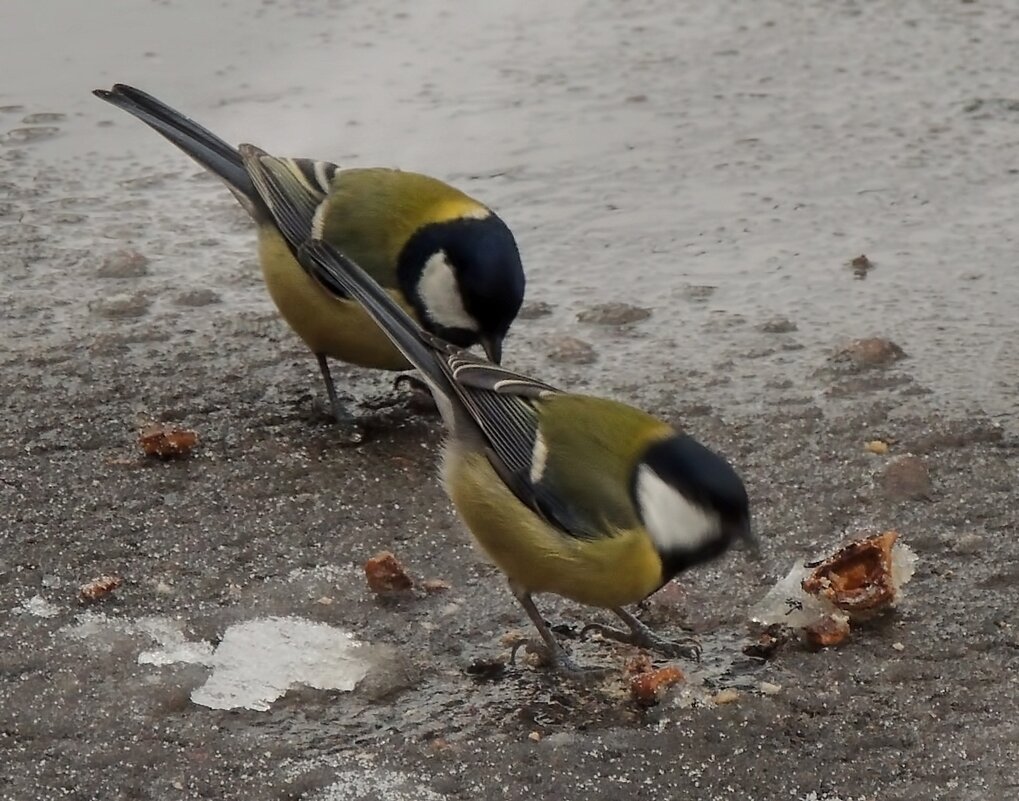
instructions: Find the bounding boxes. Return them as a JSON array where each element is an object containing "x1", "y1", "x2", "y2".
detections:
[
  {"x1": 93, "y1": 84, "x2": 525, "y2": 437},
  {"x1": 240, "y1": 145, "x2": 756, "y2": 675}
]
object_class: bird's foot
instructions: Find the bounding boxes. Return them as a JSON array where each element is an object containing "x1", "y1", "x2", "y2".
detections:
[
  {"x1": 507, "y1": 636, "x2": 610, "y2": 682},
  {"x1": 393, "y1": 373, "x2": 438, "y2": 415},
  {"x1": 580, "y1": 622, "x2": 702, "y2": 662},
  {"x1": 393, "y1": 373, "x2": 429, "y2": 394},
  {"x1": 330, "y1": 416, "x2": 366, "y2": 445}
]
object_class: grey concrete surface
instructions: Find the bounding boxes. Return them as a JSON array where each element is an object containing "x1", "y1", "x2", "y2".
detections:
[{"x1": 1, "y1": 1, "x2": 1017, "y2": 799}]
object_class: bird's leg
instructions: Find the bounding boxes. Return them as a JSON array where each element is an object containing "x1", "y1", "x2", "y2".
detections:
[
  {"x1": 316, "y1": 353, "x2": 364, "y2": 442},
  {"x1": 508, "y1": 583, "x2": 605, "y2": 679},
  {"x1": 581, "y1": 607, "x2": 701, "y2": 661}
]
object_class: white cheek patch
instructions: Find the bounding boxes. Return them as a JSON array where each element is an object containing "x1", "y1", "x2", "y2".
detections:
[
  {"x1": 419, "y1": 251, "x2": 479, "y2": 332},
  {"x1": 636, "y1": 465, "x2": 719, "y2": 553}
]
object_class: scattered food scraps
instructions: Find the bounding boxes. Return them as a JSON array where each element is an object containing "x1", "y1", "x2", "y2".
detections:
[
  {"x1": 138, "y1": 423, "x2": 198, "y2": 459},
  {"x1": 882, "y1": 455, "x2": 932, "y2": 500},
  {"x1": 742, "y1": 623, "x2": 789, "y2": 660},
  {"x1": 363, "y1": 551, "x2": 414, "y2": 594},
  {"x1": 627, "y1": 655, "x2": 684, "y2": 707},
  {"x1": 420, "y1": 578, "x2": 451, "y2": 594},
  {"x1": 712, "y1": 688, "x2": 741, "y2": 705},
  {"x1": 577, "y1": 302, "x2": 652, "y2": 326},
  {"x1": 78, "y1": 575, "x2": 123, "y2": 605},
  {"x1": 465, "y1": 658, "x2": 507, "y2": 681},
  {"x1": 750, "y1": 531, "x2": 917, "y2": 649},
  {"x1": 830, "y1": 337, "x2": 906, "y2": 370},
  {"x1": 849, "y1": 254, "x2": 875, "y2": 278},
  {"x1": 625, "y1": 653, "x2": 654, "y2": 675},
  {"x1": 804, "y1": 615, "x2": 852, "y2": 649},
  {"x1": 865, "y1": 439, "x2": 890, "y2": 455},
  {"x1": 546, "y1": 335, "x2": 597, "y2": 365},
  {"x1": 801, "y1": 530, "x2": 904, "y2": 618}
]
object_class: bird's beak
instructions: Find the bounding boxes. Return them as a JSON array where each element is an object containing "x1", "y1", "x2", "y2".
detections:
[{"x1": 481, "y1": 334, "x2": 504, "y2": 365}]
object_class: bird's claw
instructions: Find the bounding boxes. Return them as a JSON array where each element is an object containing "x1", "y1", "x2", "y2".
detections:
[
  {"x1": 393, "y1": 374, "x2": 439, "y2": 415},
  {"x1": 507, "y1": 636, "x2": 609, "y2": 681},
  {"x1": 333, "y1": 419, "x2": 367, "y2": 446},
  {"x1": 580, "y1": 622, "x2": 702, "y2": 662},
  {"x1": 393, "y1": 373, "x2": 429, "y2": 395}
]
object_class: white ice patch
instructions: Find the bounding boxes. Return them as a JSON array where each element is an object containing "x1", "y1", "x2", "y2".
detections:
[
  {"x1": 189, "y1": 617, "x2": 369, "y2": 711},
  {"x1": 307, "y1": 769, "x2": 448, "y2": 801},
  {"x1": 61, "y1": 612, "x2": 369, "y2": 711},
  {"x1": 285, "y1": 753, "x2": 447, "y2": 801},
  {"x1": 63, "y1": 611, "x2": 204, "y2": 657},
  {"x1": 16, "y1": 595, "x2": 60, "y2": 618}
]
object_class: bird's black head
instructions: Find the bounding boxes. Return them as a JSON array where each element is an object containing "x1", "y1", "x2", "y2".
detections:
[
  {"x1": 397, "y1": 212, "x2": 525, "y2": 363},
  {"x1": 631, "y1": 434, "x2": 755, "y2": 581}
]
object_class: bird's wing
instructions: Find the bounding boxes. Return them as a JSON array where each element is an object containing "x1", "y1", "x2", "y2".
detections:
[
  {"x1": 449, "y1": 372, "x2": 643, "y2": 540},
  {"x1": 239, "y1": 144, "x2": 376, "y2": 301},
  {"x1": 244, "y1": 155, "x2": 634, "y2": 540},
  {"x1": 239, "y1": 145, "x2": 335, "y2": 241}
]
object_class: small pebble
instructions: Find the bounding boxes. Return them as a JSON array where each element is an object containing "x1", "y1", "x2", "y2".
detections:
[
  {"x1": 882, "y1": 454, "x2": 932, "y2": 500},
  {"x1": 528, "y1": 731, "x2": 542, "y2": 742},
  {"x1": 713, "y1": 688, "x2": 741, "y2": 705},
  {"x1": 758, "y1": 681, "x2": 782, "y2": 695},
  {"x1": 865, "y1": 440, "x2": 890, "y2": 455},
  {"x1": 0, "y1": 126, "x2": 61, "y2": 145},
  {"x1": 849, "y1": 254, "x2": 875, "y2": 278},
  {"x1": 89, "y1": 293, "x2": 150, "y2": 319},
  {"x1": 952, "y1": 532, "x2": 985, "y2": 555},
  {"x1": 547, "y1": 336, "x2": 597, "y2": 365},
  {"x1": 577, "y1": 302, "x2": 651, "y2": 325},
  {"x1": 97, "y1": 249, "x2": 149, "y2": 278},
  {"x1": 830, "y1": 337, "x2": 906, "y2": 371},
  {"x1": 518, "y1": 300, "x2": 554, "y2": 319},
  {"x1": 22, "y1": 112, "x2": 66, "y2": 125},
  {"x1": 758, "y1": 317, "x2": 798, "y2": 334},
  {"x1": 175, "y1": 288, "x2": 222, "y2": 307},
  {"x1": 682, "y1": 285, "x2": 716, "y2": 302},
  {"x1": 892, "y1": 642, "x2": 905, "y2": 652}
]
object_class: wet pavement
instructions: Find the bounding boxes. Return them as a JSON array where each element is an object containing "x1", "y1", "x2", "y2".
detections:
[{"x1": 1, "y1": 1, "x2": 1018, "y2": 799}]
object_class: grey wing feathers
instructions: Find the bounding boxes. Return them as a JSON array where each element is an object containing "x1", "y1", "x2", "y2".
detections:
[
  {"x1": 245, "y1": 156, "x2": 594, "y2": 537},
  {"x1": 239, "y1": 145, "x2": 328, "y2": 244},
  {"x1": 460, "y1": 384, "x2": 605, "y2": 539},
  {"x1": 303, "y1": 239, "x2": 595, "y2": 537},
  {"x1": 284, "y1": 158, "x2": 338, "y2": 197},
  {"x1": 446, "y1": 353, "x2": 558, "y2": 397}
]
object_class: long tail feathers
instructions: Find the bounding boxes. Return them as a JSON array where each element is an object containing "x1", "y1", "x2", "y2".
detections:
[{"x1": 94, "y1": 84, "x2": 255, "y2": 210}]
